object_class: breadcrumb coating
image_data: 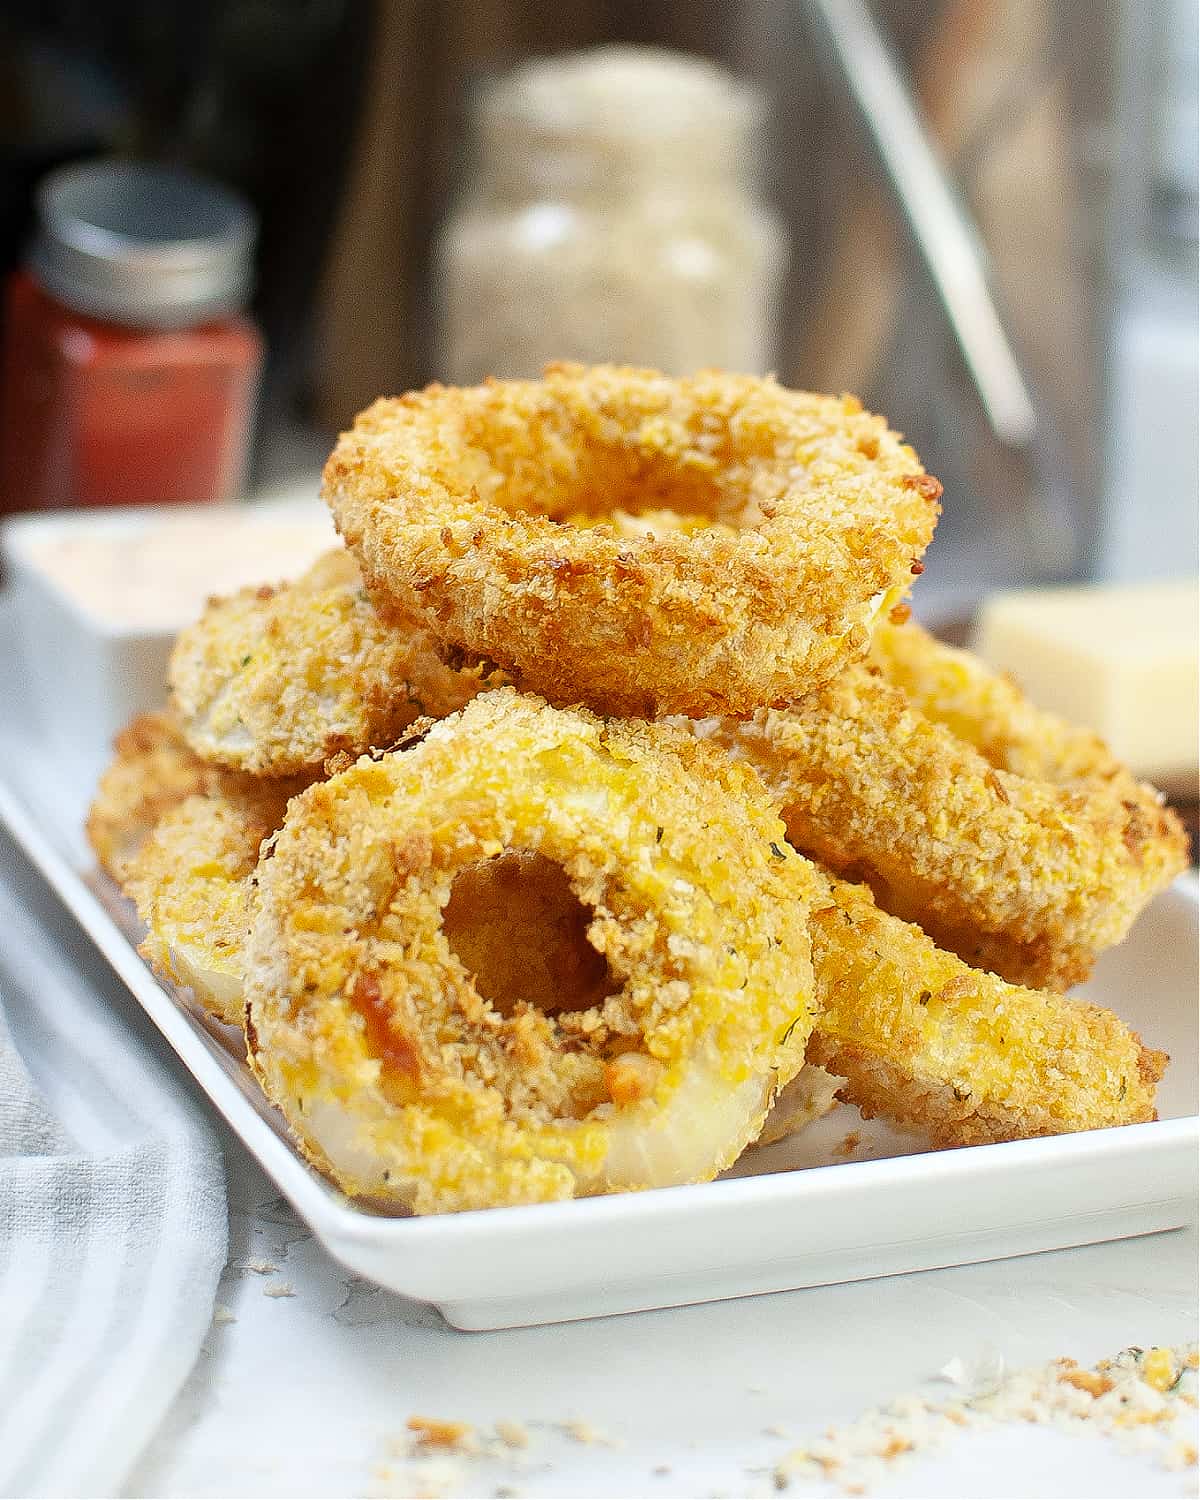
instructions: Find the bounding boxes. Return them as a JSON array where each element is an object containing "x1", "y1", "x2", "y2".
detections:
[
  {"x1": 809, "y1": 872, "x2": 1165, "y2": 1146},
  {"x1": 169, "y1": 549, "x2": 501, "y2": 776},
  {"x1": 87, "y1": 711, "x2": 311, "y2": 1025},
  {"x1": 323, "y1": 363, "x2": 941, "y2": 718},
  {"x1": 86, "y1": 711, "x2": 308, "y2": 882},
  {"x1": 694, "y1": 622, "x2": 1188, "y2": 990},
  {"x1": 86, "y1": 713, "x2": 213, "y2": 882},
  {"x1": 124, "y1": 782, "x2": 301, "y2": 1026},
  {"x1": 245, "y1": 690, "x2": 820, "y2": 1214}
]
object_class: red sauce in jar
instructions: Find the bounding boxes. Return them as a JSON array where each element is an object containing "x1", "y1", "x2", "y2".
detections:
[
  {"x1": 0, "y1": 160, "x2": 264, "y2": 514},
  {"x1": 0, "y1": 270, "x2": 261, "y2": 511}
]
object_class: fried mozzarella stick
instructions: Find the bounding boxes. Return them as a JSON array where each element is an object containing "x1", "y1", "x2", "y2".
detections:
[
  {"x1": 807, "y1": 870, "x2": 1165, "y2": 1147},
  {"x1": 698, "y1": 622, "x2": 1187, "y2": 990}
]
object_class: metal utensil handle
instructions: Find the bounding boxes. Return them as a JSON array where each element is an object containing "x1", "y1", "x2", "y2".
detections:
[{"x1": 806, "y1": 0, "x2": 1039, "y2": 450}]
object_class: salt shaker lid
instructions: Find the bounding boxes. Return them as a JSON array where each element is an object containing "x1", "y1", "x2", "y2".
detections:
[{"x1": 29, "y1": 159, "x2": 257, "y2": 329}]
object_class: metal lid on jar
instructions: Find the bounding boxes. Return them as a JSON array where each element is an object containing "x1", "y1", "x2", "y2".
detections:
[{"x1": 28, "y1": 159, "x2": 257, "y2": 329}]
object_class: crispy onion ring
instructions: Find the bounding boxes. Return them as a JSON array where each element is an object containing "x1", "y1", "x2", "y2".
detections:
[
  {"x1": 88, "y1": 712, "x2": 311, "y2": 1024},
  {"x1": 125, "y1": 781, "x2": 304, "y2": 1026},
  {"x1": 97, "y1": 708, "x2": 1162, "y2": 1164},
  {"x1": 323, "y1": 363, "x2": 941, "y2": 717},
  {"x1": 693, "y1": 621, "x2": 1188, "y2": 990},
  {"x1": 87, "y1": 713, "x2": 215, "y2": 882},
  {"x1": 808, "y1": 871, "x2": 1164, "y2": 1146},
  {"x1": 169, "y1": 549, "x2": 501, "y2": 776},
  {"x1": 245, "y1": 690, "x2": 819, "y2": 1214}
]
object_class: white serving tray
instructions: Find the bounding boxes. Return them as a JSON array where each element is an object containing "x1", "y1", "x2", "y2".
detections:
[{"x1": 0, "y1": 599, "x2": 1195, "y2": 1331}]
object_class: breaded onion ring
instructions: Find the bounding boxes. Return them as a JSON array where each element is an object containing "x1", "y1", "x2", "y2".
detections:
[
  {"x1": 808, "y1": 872, "x2": 1165, "y2": 1145},
  {"x1": 102, "y1": 717, "x2": 1163, "y2": 1156},
  {"x1": 694, "y1": 622, "x2": 1188, "y2": 990},
  {"x1": 169, "y1": 549, "x2": 501, "y2": 776},
  {"x1": 87, "y1": 713, "x2": 214, "y2": 882},
  {"x1": 323, "y1": 363, "x2": 942, "y2": 718},
  {"x1": 245, "y1": 690, "x2": 819, "y2": 1214},
  {"x1": 125, "y1": 780, "x2": 303, "y2": 1026}
]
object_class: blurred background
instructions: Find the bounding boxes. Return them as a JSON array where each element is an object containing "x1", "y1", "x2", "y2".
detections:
[{"x1": 0, "y1": 0, "x2": 1196, "y2": 620}]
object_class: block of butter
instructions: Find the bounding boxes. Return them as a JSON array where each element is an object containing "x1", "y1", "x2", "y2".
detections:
[{"x1": 971, "y1": 580, "x2": 1198, "y2": 795}]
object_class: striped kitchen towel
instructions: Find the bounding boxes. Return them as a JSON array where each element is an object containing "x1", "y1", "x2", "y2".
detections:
[{"x1": 0, "y1": 832, "x2": 226, "y2": 1499}]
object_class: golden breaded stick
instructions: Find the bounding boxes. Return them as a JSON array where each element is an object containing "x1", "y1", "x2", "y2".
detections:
[
  {"x1": 807, "y1": 871, "x2": 1164, "y2": 1147},
  {"x1": 123, "y1": 783, "x2": 296, "y2": 1027},
  {"x1": 695, "y1": 623, "x2": 1187, "y2": 990},
  {"x1": 169, "y1": 548, "x2": 501, "y2": 777}
]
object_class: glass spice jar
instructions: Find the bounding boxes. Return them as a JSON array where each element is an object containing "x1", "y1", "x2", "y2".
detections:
[
  {"x1": 0, "y1": 160, "x2": 263, "y2": 514},
  {"x1": 436, "y1": 46, "x2": 787, "y2": 383}
]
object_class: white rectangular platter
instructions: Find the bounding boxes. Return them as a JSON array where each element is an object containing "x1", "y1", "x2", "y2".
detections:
[{"x1": 0, "y1": 602, "x2": 1195, "y2": 1331}]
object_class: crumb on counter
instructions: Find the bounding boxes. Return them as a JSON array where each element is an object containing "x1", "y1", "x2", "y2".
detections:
[
  {"x1": 262, "y1": 1281, "x2": 295, "y2": 1298},
  {"x1": 407, "y1": 1417, "x2": 477, "y2": 1452},
  {"x1": 771, "y1": 1343, "x2": 1198, "y2": 1494}
]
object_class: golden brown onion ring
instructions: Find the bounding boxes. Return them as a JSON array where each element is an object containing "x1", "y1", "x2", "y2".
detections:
[
  {"x1": 323, "y1": 363, "x2": 941, "y2": 718},
  {"x1": 693, "y1": 622, "x2": 1188, "y2": 990},
  {"x1": 107, "y1": 724, "x2": 1163, "y2": 1157},
  {"x1": 808, "y1": 871, "x2": 1165, "y2": 1145},
  {"x1": 86, "y1": 713, "x2": 214, "y2": 883},
  {"x1": 245, "y1": 690, "x2": 819, "y2": 1214},
  {"x1": 169, "y1": 549, "x2": 502, "y2": 776},
  {"x1": 124, "y1": 780, "x2": 304, "y2": 1027}
]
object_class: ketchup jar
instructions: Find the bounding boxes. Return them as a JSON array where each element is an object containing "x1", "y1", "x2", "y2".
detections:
[{"x1": 0, "y1": 160, "x2": 263, "y2": 513}]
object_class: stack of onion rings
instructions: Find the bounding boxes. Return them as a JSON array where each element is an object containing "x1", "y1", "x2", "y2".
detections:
[{"x1": 84, "y1": 361, "x2": 1182, "y2": 1219}]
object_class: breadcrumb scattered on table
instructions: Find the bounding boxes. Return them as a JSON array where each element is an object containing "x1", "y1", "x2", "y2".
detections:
[
  {"x1": 407, "y1": 1417, "x2": 477, "y2": 1452},
  {"x1": 771, "y1": 1343, "x2": 1198, "y2": 1494}
]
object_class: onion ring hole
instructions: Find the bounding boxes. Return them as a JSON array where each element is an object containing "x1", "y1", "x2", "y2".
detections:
[{"x1": 440, "y1": 850, "x2": 618, "y2": 1017}]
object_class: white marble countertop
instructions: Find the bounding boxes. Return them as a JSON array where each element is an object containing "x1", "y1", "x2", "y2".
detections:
[{"x1": 126, "y1": 1120, "x2": 1198, "y2": 1500}]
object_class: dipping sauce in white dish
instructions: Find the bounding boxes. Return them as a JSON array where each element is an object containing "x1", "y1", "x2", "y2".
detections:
[
  {"x1": 23, "y1": 512, "x2": 337, "y2": 631},
  {"x1": 1, "y1": 500, "x2": 339, "y2": 796}
]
